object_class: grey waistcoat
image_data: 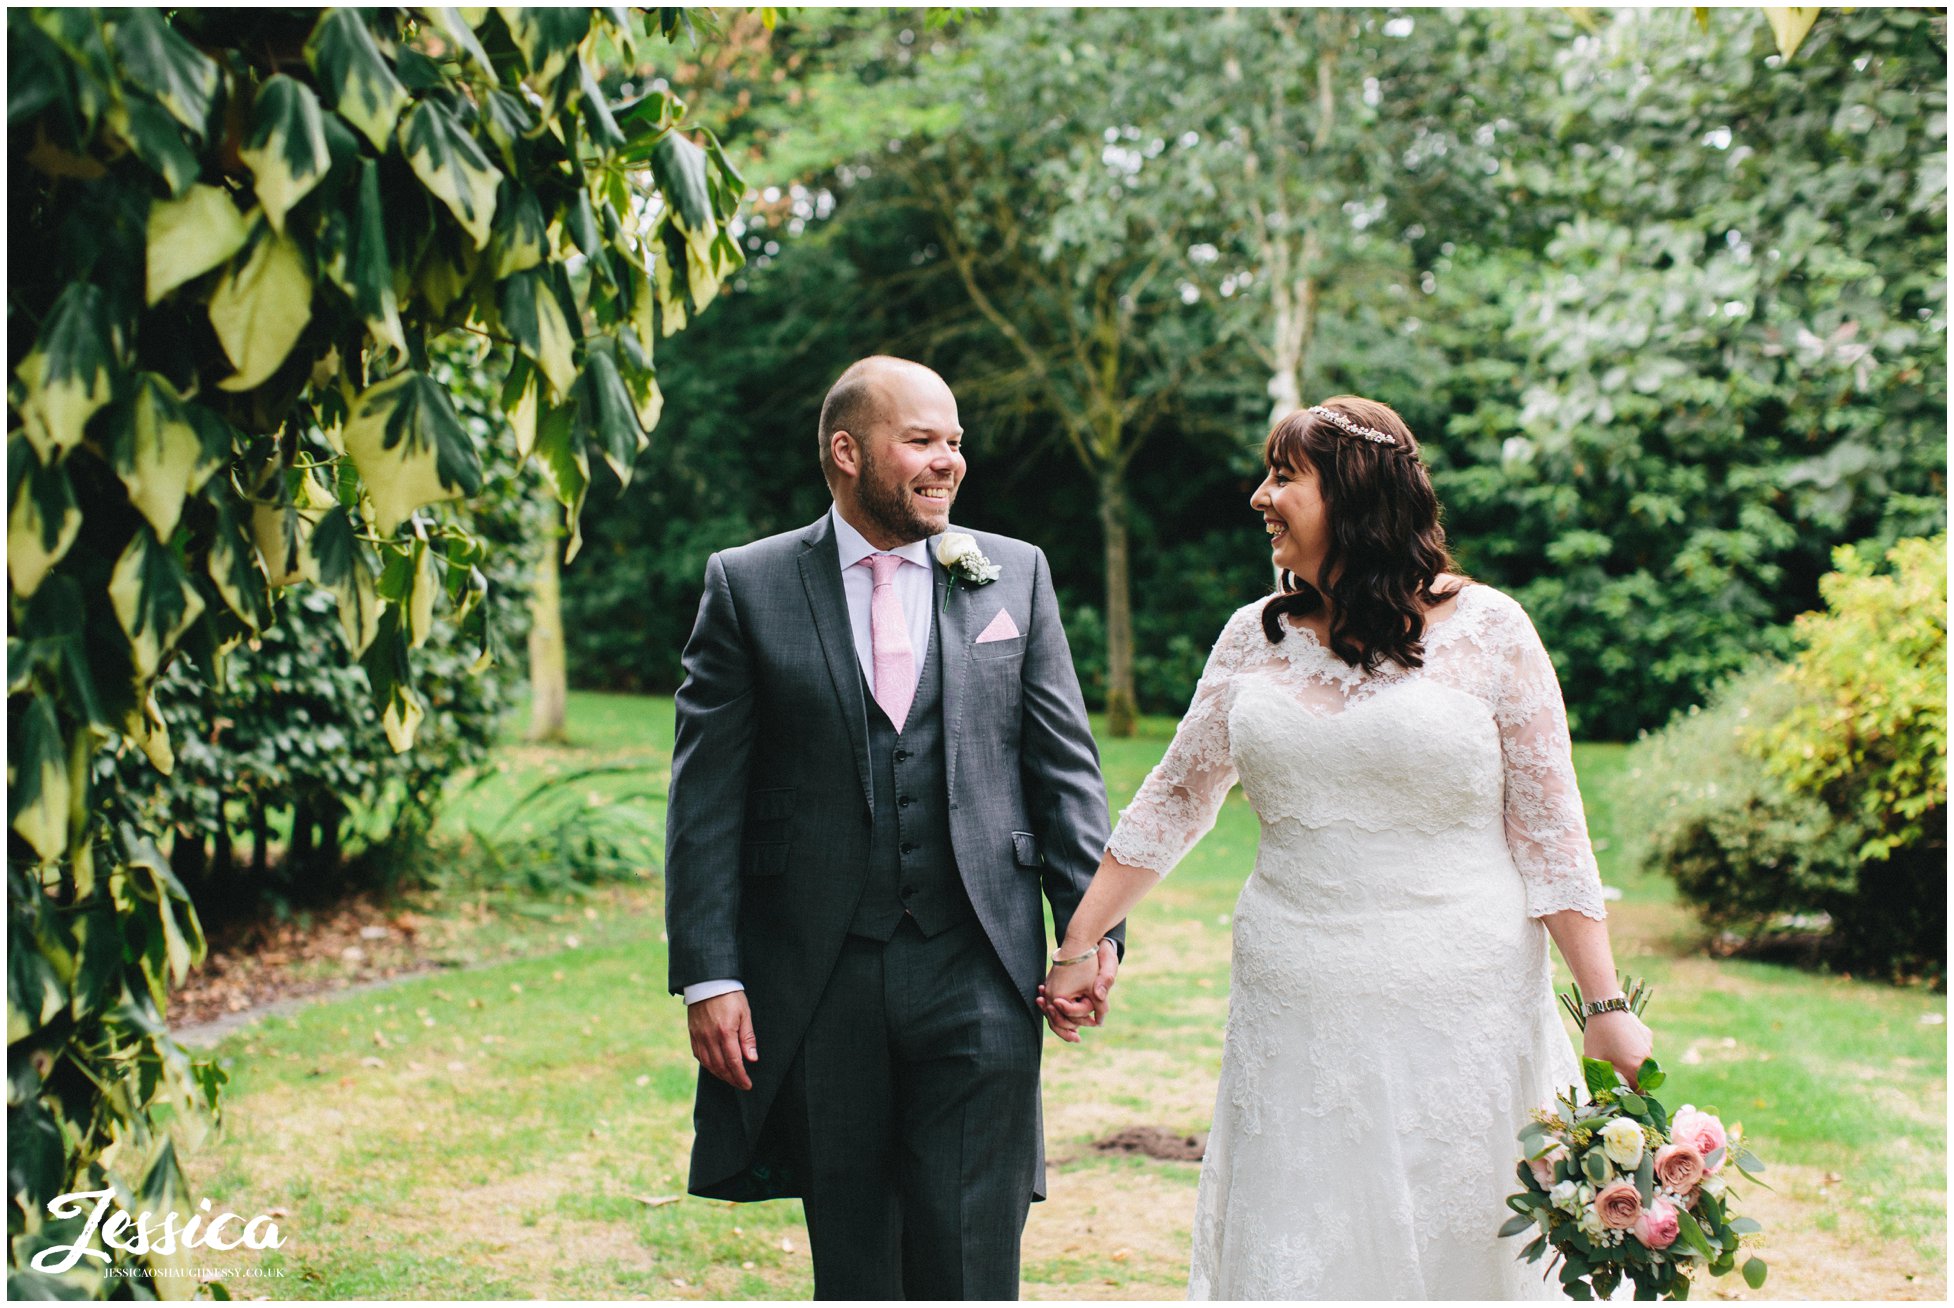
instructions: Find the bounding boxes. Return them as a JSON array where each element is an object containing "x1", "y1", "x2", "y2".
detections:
[{"x1": 847, "y1": 613, "x2": 974, "y2": 940}]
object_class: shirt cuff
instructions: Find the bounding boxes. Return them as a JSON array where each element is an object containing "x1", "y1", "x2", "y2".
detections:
[{"x1": 683, "y1": 979, "x2": 746, "y2": 1005}]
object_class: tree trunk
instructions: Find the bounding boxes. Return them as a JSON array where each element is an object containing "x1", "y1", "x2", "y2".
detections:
[
  {"x1": 1099, "y1": 461, "x2": 1137, "y2": 738},
  {"x1": 527, "y1": 528, "x2": 569, "y2": 744}
]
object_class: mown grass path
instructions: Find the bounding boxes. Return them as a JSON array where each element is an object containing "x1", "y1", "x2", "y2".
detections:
[{"x1": 184, "y1": 692, "x2": 1944, "y2": 1299}]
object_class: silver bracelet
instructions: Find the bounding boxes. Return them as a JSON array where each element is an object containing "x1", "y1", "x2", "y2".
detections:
[
  {"x1": 1051, "y1": 940, "x2": 1105, "y2": 967},
  {"x1": 1581, "y1": 995, "x2": 1632, "y2": 1018}
]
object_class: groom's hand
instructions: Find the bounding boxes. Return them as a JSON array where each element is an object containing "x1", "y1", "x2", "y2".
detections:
[{"x1": 688, "y1": 992, "x2": 759, "y2": 1091}]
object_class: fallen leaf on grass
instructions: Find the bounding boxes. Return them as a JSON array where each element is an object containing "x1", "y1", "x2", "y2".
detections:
[{"x1": 630, "y1": 1194, "x2": 683, "y2": 1208}]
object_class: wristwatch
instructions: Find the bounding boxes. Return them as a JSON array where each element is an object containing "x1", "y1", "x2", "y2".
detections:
[{"x1": 1580, "y1": 995, "x2": 1632, "y2": 1019}]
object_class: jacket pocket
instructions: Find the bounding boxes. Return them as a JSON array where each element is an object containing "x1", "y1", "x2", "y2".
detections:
[
  {"x1": 1011, "y1": 831, "x2": 1044, "y2": 868},
  {"x1": 972, "y1": 635, "x2": 1025, "y2": 662},
  {"x1": 748, "y1": 787, "x2": 796, "y2": 822},
  {"x1": 741, "y1": 842, "x2": 789, "y2": 879}
]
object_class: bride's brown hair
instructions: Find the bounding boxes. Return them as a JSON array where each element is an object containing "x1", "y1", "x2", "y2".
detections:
[{"x1": 1259, "y1": 397, "x2": 1462, "y2": 672}]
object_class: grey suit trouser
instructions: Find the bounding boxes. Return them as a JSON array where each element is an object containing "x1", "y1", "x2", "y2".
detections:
[{"x1": 774, "y1": 915, "x2": 1041, "y2": 1300}]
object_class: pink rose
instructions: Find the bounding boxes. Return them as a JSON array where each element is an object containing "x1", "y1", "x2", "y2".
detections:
[
  {"x1": 1633, "y1": 1198, "x2": 1680, "y2": 1249},
  {"x1": 1670, "y1": 1108, "x2": 1728, "y2": 1171},
  {"x1": 1594, "y1": 1180, "x2": 1643, "y2": 1229},
  {"x1": 1653, "y1": 1142, "x2": 1705, "y2": 1194},
  {"x1": 1528, "y1": 1143, "x2": 1567, "y2": 1189}
]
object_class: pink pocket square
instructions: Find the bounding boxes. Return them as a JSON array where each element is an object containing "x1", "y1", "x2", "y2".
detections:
[{"x1": 974, "y1": 609, "x2": 1021, "y2": 643}]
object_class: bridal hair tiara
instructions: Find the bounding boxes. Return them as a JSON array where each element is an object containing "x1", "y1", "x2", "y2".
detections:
[{"x1": 1308, "y1": 405, "x2": 1397, "y2": 446}]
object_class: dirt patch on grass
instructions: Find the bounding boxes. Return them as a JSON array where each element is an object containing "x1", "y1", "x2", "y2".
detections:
[{"x1": 1091, "y1": 1126, "x2": 1207, "y2": 1161}]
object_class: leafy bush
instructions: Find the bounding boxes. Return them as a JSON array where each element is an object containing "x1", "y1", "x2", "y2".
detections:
[
  {"x1": 1624, "y1": 536, "x2": 1947, "y2": 982},
  {"x1": 1620, "y1": 666, "x2": 1857, "y2": 934},
  {"x1": 1762, "y1": 536, "x2": 1947, "y2": 862}
]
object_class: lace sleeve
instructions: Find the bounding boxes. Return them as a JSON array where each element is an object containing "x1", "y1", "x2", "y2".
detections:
[
  {"x1": 1103, "y1": 606, "x2": 1257, "y2": 877},
  {"x1": 1487, "y1": 596, "x2": 1608, "y2": 920}
]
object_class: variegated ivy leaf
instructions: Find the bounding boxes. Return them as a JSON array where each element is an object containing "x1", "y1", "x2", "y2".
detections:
[
  {"x1": 207, "y1": 503, "x2": 268, "y2": 631},
  {"x1": 8, "y1": 443, "x2": 81, "y2": 598},
  {"x1": 109, "y1": 8, "x2": 220, "y2": 137},
  {"x1": 651, "y1": 130, "x2": 715, "y2": 250},
  {"x1": 124, "y1": 687, "x2": 174, "y2": 776},
  {"x1": 309, "y1": 508, "x2": 381, "y2": 656},
  {"x1": 531, "y1": 400, "x2": 589, "y2": 563},
  {"x1": 490, "y1": 185, "x2": 547, "y2": 278},
  {"x1": 240, "y1": 75, "x2": 330, "y2": 235},
  {"x1": 305, "y1": 10, "x2": 409, "y2": 152},
  {"x1": 210, "y1": 226, "x2": 313, "y2": 393},
  {"x1": 114, "y1": 374, "x2": 227, "y2": 539},
  {"x1": 118, "y1": 828, "x2": 202, "y2": 983},
  {"x1": 408, "y1": 539, "x2": 439, "y2": 649},
  {"x1": 14, "y1": 282, "x2": 115, "y2": 462},
  {"x1": 400, "y1": 99, "x2": 501, "y2": 250},
  {"x1": 341, "y1": 370, "x2": 483, "y2": 535},
  {"x1": 617, "y1": 331, "x2": 664, "y2": 433},
  {"x1": 146, "y1": 185, "x2": 250, "y2": 305},
  {"x1": 497, "y1": 6, "x2": 590, "y2": 98},
  {"x1": 251, "y1": 500, "x2": 308, "y2": 587},
  {"x1": 422, "y1": 7, "x2": 496, "y2": 81},
  {"x1": 10, "y1": 696, "x2": 70, "y2": 863},
  {"x1": 383, "y1": 681, "x2": 426, "y2": 753},
  {"x1": 579, "y1": 339, "x2": 645, "y2": 489},
  {"x1": 496, "y1": 269, "x2": 578, "y2": 399},
  {"x1": 109, "y1": 93, "x2": 200, "y2": 196},
  {"x1": 109, "y1": 529, "x2": 205, "y2": 683},
  {"x1": 482, "y1": 86, "x2": 537, "y2": 175},
  {"x1": 348, "y1": 161, "x2": 406, "y2": 353}
]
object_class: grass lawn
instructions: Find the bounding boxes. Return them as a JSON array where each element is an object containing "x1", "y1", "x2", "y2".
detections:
[{"x1": 181, "y1": 691, "x2": 1945, "y2": 1300}]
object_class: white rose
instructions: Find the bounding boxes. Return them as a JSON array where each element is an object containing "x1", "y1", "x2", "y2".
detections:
[
  {"x1": 1601, "y1": 1118, "x2": 1646, "y2": 1169},
  {"x1": 1700, "y1": 1171, "x2": 1728, "y2": 1199},
  {"x1": 1549, "y1": 1180, "x2": 1582, "y2": 1214},
  {"x1": 936, "y1": 532, "x2": 979, "y2": 568}
]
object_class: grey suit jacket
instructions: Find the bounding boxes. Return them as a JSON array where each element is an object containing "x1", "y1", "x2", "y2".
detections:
[{"x1": 664, "y1": 512, "x2": 1115, "y2": 1195}]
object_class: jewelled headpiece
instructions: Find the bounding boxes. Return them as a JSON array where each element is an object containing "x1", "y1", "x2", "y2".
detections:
[{"x1": 1308, "y1": 405, "x2": 1396, "y2": 446}]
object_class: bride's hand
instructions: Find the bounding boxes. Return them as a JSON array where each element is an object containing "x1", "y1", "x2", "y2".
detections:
[
  {"x1": 1583, "y1": 1010, "x2": 1654, "y2": 1089},
  {"x1": 1038, "y1": 942, "x2": 1114, "y2": 1042}
]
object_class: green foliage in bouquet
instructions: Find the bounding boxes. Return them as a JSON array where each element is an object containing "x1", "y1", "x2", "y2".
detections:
[
  {"x1": 8, "y1": 8, "x2": 744, "y2": 1293},
  {"x1": 1503, "y1": 979, "x2": 1769, "y2": 1300}
]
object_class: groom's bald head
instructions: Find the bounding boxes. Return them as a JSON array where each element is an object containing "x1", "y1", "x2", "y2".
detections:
[{"x1": 818, "y1": 356, "x2": 942, "y2": 489}]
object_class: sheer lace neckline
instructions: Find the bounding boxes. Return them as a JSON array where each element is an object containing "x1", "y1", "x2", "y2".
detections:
[{"x1": 1269, "y1": 583, "x2": 1486, "y2": 682}]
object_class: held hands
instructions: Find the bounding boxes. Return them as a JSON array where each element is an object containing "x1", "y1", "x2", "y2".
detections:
[
  {"x1": 688, "y1": 991, "x2": 759, "y2": 1091},
  {"x1": 1035, "y1": 939, "x2": 1118, "y2": 1043},
  {"x1": 1582, "y1": 1007, "x2": 1654, "y2": 1091}
]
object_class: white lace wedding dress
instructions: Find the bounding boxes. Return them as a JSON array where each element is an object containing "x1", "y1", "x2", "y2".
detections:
[{"x1": 1105, "y1": 585, "x2": 1608, "y2": 1300}]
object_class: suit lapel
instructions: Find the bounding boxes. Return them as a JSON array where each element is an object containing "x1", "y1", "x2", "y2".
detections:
[
  {"x1": 798, "y1": 517, "x2": 874, "y2": 817},
  {"x1": 933, "y1": 535, "x2": 971, "y2": 796}
]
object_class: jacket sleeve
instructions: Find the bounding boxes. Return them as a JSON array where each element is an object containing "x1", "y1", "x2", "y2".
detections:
[
  {"x1": 665, "y1": 551, "x2": 758, "y2": 993},
  {"x1": 1016, "y1": 546, "x2": 1122, "y2": 956}
]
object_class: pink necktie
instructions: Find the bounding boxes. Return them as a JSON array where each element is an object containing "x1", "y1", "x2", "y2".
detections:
[{"x1": 865, "y1": 553, "x2": 915, "y2": 730}]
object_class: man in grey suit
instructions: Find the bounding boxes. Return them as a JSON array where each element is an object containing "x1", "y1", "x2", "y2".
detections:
[{"x1": 665, "y1": 356, "x2": 1121, "y2": 1299}]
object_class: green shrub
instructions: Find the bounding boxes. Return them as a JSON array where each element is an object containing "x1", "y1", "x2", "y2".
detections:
[
  {"x1": 1762, "y1": 536, "x2": 1947, "y2": 863},
  {"x1": 1621, "y1": 665, "x2": 1857, "y2": 933},
  {"x1": 1626, "y1": 536, "x2": 1947, "y2": 982}
]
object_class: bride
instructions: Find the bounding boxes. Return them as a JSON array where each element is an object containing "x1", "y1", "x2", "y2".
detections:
[{"x1": 1040, "y1": 398, "x2": 1653, "y2": 1300}]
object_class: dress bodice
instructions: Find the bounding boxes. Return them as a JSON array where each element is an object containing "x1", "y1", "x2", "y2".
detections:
[{"x1": 1105, "y1": 584, "x2": 1608, "y2": 921}]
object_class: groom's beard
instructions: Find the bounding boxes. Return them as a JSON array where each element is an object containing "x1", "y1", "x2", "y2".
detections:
[{"x1": 857, "y1": 446, "x2": 952, "y2": 544}]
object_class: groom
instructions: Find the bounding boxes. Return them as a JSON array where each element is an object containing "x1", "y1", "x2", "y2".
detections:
[{"x1": 664, "y1": 356, "x2": 1120, "y2": 1298}]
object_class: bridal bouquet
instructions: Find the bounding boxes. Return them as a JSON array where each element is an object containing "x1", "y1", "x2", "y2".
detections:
[{"x1": 1501, "y1": 979, "x2": 1770, "y2": 1301}]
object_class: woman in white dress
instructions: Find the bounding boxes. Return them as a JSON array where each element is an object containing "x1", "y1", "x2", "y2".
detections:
[{"x1": 1040, "y1": 398, "x2": 1653, "y2": 1300}]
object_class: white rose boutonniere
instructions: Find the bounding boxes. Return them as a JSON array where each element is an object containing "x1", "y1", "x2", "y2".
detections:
[{"x1": 936, "y1": 532, "x2": 1001, "y2": 609}]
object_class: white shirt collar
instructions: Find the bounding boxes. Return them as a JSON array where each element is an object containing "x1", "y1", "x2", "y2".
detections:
[{"x1": 830, "y1": 503, "x2": 933, "y2": 572}]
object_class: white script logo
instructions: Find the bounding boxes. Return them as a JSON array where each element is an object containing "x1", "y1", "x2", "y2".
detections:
[{"x1": 32, "y1": 1190, "x2": 286, "y2": 1273}]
